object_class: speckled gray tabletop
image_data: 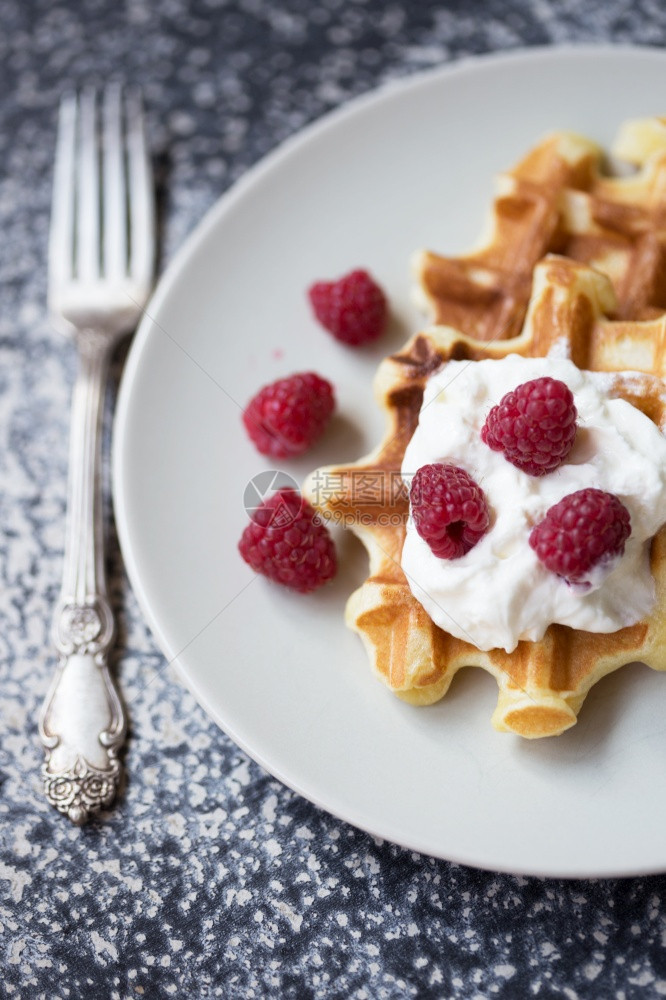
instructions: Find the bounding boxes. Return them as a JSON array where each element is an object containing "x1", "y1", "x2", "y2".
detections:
[{"x1": 3, "y1": 2, "x2": 666, "y2": 997}]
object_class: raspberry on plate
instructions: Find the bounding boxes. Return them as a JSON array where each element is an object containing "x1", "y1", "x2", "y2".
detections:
[
  {"x1": 529, "y1": 488, "x2": 631, "y2": 584},
  {"x1": 308, "y1": 268, "x2": 388, "y2": 345},
  {"x1": 238, "y1": 488, "x2": 337, "y2": 593},
  {"x1": 481, "y1": 376, "x2": 577, "y2": 476},
  {"x1": 242, "y1": 371, "x2": 335, "y2": 458},
  {"x1": 410, "y1": 463, "x2": 490, "y2": 559}
]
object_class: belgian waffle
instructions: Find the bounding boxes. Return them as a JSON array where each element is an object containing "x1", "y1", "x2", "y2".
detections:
[
  {"x1": 304, "y1": 257, "x2": 666, "y2": 738},
  {"x1": 414, "y1": 117, "x2": 666, "y2": 342}
]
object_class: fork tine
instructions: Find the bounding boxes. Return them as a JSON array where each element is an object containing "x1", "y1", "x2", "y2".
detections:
[
  {"x1": 48, "y1": 92, "x2": 77, "y2": 302},
  {"x1": 102, "y1": 84, "x2": 127, "y2": 280},
  {"x1": 76, "y1": 88, "x2": 101, "y2": 283},
  {"x1": 125, "y1": 89, "x2": 155, "y2": 290}
]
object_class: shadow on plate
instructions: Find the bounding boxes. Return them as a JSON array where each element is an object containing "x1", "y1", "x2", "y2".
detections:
[
  {"x1": 288, "y1": 411, "x2": 368, "y2": 475},
  {"x1": 388, "y1": 659, "x2": 666, "y2": 764}
]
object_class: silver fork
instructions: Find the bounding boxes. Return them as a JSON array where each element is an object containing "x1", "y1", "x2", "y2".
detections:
[{"x1": 39, "y1": 86, "x2": 155, "y2": 824}]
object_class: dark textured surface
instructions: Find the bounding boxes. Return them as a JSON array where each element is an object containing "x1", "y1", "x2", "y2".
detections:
[{"x1": 2, "y1": 2, "x2": 666, "y2": 997}]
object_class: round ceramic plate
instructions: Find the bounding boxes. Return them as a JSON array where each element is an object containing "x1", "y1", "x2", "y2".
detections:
[{"x1": 114, "y1": 45, "x2": 666, "y2": 878}]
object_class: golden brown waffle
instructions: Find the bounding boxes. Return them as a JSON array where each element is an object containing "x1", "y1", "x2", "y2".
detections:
[
  {"x1": 304, "y1": 256, "x2": 666, "y2": 738},
  {"x1": 415, "y1": 117, "x2": 666, "y2": 341}
]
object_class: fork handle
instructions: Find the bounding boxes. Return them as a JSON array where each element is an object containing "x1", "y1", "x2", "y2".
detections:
[{"x1": 39, "y1": 330, "x2": 126, "y2": 824}]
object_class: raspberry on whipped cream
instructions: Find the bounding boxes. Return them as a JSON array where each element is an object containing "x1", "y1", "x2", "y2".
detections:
[
  {"x1": 481, "y1": 376, "x2": 578, "y2": 475},
  {"x1": 530, "y1": 488, "x2": 631, "y2": 584},
  {"x1": 401, "y1": 354, "x2": 666, "y2": 653},
  {"x1": 410, "y1": 464, "x2": 490, "y2": 559}
]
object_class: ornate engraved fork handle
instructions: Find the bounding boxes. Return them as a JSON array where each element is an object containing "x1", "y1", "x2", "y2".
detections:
[{"x1": 40, "y1": 330, "x2": 126, "y2": 824}]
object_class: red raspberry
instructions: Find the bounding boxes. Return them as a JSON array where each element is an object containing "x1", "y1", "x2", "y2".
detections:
[
  {"x1": 238, "y1": 488, "x2": 337, "y2": 593},
  {"x1": 410, "y1": 464, "x2": 490, "y2": 559},
  {"x1": 481, "y1": 376, "x2": 577, "y2": 476},
  {"x1": 308, "y1": 269, "x2": 388, "y2": 345},
  {"x1": 242, "y1": 372, "x2": 335, "y2": 458},
  {"x1": 529, "y1": 488, "x2": 631, "y2": 584}
]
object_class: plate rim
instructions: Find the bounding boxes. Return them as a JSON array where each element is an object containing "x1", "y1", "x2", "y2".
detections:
[{"x1": 113, "y1": 42, "x2": 666, "y2": 879}]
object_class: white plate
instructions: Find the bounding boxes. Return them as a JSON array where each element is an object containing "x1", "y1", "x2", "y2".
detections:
[{"x1": 114, "y1": 45, "x2": 666, "y2": 878}]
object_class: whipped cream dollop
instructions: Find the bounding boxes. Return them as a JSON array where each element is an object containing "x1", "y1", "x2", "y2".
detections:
[{"x1": 400, "y1": 355, "x2": 666, "y2": 653}]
